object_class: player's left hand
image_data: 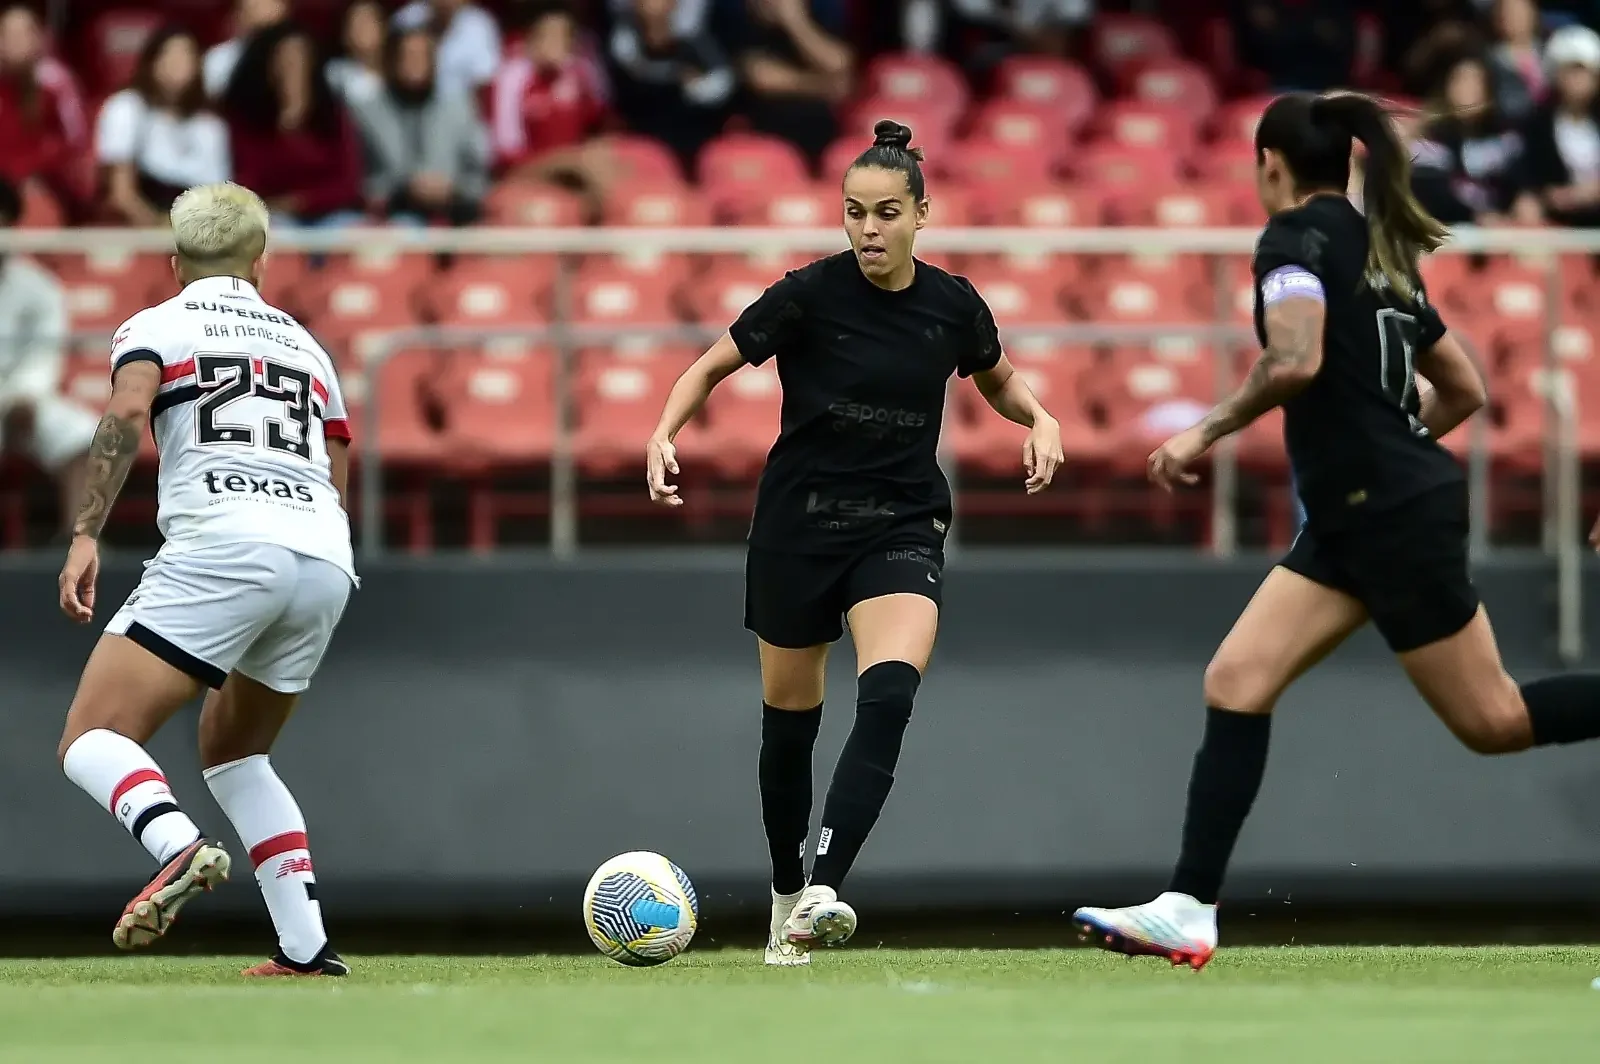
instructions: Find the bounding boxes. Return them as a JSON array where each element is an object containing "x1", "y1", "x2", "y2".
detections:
[
  {"x1": 1022, "y1": 416, "x2": 1063, "y2": 494},
  {"x1": 59, "y1": 534, "x2": 100, "y2": 624},
  {"x1": 1148, "y1": 426, "x2": 1211, "y2": 492}
]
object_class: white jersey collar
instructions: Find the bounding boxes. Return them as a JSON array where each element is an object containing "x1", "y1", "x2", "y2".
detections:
[{"x1": 182, "y1": 275, "x2": 263, "y2": 302}]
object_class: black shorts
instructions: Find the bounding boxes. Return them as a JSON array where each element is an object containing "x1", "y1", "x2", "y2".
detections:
[
  {"x1": 1279, "y1": 482, "x2": 1479, "y2": 653},
  {"x1": 744, "y1": 536, "x2": 945, "y2": 649}
]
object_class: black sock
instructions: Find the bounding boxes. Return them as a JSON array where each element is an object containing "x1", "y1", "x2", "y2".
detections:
[
  {"x1": 1523, "y1": 674, "x2": 1600, "y2": 746},
  {"x1": 760, "y1": 702, "x2": 822, "y2": 896},
  {"x1": 809, "y1": 660, "x2": 921, "y2": 891},
  {"x1": 1168, "y1": 707, "x2": 1272, "y2": 905}
]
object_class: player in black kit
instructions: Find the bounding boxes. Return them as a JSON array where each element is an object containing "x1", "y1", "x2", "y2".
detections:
[
  {"x1": 646, "y1": 121, "x2": 1064, "y2": 965},
  {"x1": 1073, "y1": 91, "x2": 1600, "y2": 969}
]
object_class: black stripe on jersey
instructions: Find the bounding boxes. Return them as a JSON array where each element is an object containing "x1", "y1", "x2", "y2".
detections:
[
  {"x1": 113, "y1": 348, "x2": 163, "y2": 374},
  {"x1": 151, "y1": 384, "x2": 201, "y2": 419},
  {"x1": 124, "y1": 622, "x2": 228, "y2": 689}
]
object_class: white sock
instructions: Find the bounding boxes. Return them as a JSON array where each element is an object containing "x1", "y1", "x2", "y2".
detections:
[
  {"x1": 204, "y1": 754, "x2": 328, "y2": 965},
  {"x1": 62, "y1": 729, "x2": 201, "y2": 864}
]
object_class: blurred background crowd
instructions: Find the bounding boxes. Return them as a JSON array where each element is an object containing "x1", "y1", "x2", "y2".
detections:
[{"x1": 2, "y1": 0, "x2": 1600, "y2": 552}]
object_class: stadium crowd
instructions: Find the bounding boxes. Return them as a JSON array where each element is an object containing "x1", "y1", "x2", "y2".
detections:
[{"x1": 2, "y1": 0, "x2": 1600, "y2": 551}]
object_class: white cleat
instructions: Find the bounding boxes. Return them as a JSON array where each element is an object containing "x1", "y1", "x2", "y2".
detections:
[
  {"x1": 782, "y1": 885, "x2": 857, "y2": 952},
  {"x1": 765, "y1": 888, "x2": 810, "y2": 966},
  {"x1": 1073, "y1": 892, "x2": 1219, "y2": 971}
]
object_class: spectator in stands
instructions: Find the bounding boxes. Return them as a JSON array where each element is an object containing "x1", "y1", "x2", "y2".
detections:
[
  {"x1": 223, "y1": 23, "x2": 366, "y2": 227},
  {"x1": 611, "y1": 0, "x2": 710, "y2": 34},
  {"x1": 938, "y1": 0, "x2": 1093, "y2": 73},
  {"x1": 1412, "y1": 52, "x2": 1543, "y2": 225},
  {"x1": 0, "y1": 178, "x2": 92, "y2": 539},
  {"x1": 328, "y1": 0, "x2": 389, "y2": 107},
  {"x1": 351, "y1": 28, "x2": 489, "y2": 226},
  {"x1": 727, "y1": 0, "x2": 853, "y2": 165},
  {"x1": 1487, "y1": 0, "x2": 1548, "y2": 123},
  {"x1": 204, "y1": 0, "x2": 288, "y2": 98},
  {"x1": 392, "y1": 0, "x2": 502, "y2": 98},
  {"x1": 608, "y1": 0, "x2": 734, "y2": 168},
  {"x1": 1233, "y1": 0, "x2": 1356, "y2": 91},
  {"x1": 490, "y1": 1, "x2": 610, "y2": 215},
  {"x1": 0, "y1": 4, "x2": 89, "y2": 212},
  {"x1": 1524, "y1": 25, "x2": 1600, "y2": 226},
  {"x1": 96, "y1": 27, "x2": 230, "y2": 226}
]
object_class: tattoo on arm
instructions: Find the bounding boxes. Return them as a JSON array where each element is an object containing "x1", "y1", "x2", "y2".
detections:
[
  {"x1": 73, "y1": 413, "x2": 141, "y2": 539},
  {"x1": 1198, "y1": 297, "x2": 1325, "y2": 446}
]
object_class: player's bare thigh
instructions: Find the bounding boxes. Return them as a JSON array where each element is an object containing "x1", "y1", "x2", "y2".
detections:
[
  {"x1": 57, "y1": 635, "x2": 202, "y2": 763},
  {"x1": 198, "y1": 671, "x2": 301, "y2": 769},
  {"x1": 758, "y1": 639, "x2": 830, "y2": 710},
  {"x1": 1204, "y1": 566, "x2": 1368, "y2": 714},
  {"x1": 847, "y1": 593, "x2": 938, "y2": 674},
  {"x1": 1398, "y1": 606, "x2": 1531, "y2": 753}
]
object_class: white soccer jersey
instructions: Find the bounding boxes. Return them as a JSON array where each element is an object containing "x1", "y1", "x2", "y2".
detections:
[{"x1": 109, "y1": 275, "x2": 356, "y2": 580}]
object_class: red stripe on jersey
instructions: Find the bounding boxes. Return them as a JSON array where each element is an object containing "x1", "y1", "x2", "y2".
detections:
[
  {"x1": 109, "y1": 768, "x2": 166, "y2": 812},
  {"x1": 249, "y1": 831, "x2": 310, "y2": 868},
  {"x1": 162, "y1": 359, "x2": 196, "y2": 384},
  {"x1": 323, "y1": 418, "x2": 352, "y2": 442}
]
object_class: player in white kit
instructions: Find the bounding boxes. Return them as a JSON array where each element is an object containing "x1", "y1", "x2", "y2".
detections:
[{"x1": 55, "y1": 183, "x2": 355, "y2": 977}]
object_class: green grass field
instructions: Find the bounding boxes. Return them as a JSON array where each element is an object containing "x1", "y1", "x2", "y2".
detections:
[{"x1": 1, "y1": 948, "x2": 1597, "y2": 1062}]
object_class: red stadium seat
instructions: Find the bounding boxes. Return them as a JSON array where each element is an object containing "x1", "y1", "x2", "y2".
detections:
[
  {"x1": 1095, "y1": 101, "x2": 1200, "y2": 153},
  {"x1": 483, "y1": 182, "x2": 586, "y2": 227},
  {"x1": 604, "y1": 183, "x2": 712, "y2": 227},
  {"x1": 863, "y1": 53, "x2": 969, "y2": 125},
  {"x1": 571, "y1": 265, "x2": 680, "y2": 327},
  {"x1": 600, "y1": 134, "x2": 685, "y2": 186},
  {"x1": 989, "y1": 185, "x2": 1105, "y2": 228},
  {"x1": 56, "y1": 253, "x2": 166, "y2": 333},
  {"x1": 1190, "y1": 141, "x2": 1259, "y2": 185},
  {"x1": 945, "y1": 142, "x2": 1056, "y2": 189},
  {"x1": 697, "y1": 360, "x2": 782, "y2": 475},
  {"x1": 947, "y1": 352, "x2": 1108, "y2": 468},
  {"x1": 370, "y1": 349, "x2": 448, "y2": 465},
  {"x1": 437, "y1": 350, "x2": 556, "y2": 463},
  {"x1": 1074, "y1": 254, "x2": 1211, "y2": 321},
  {"x1": 574, "y1": 348, "x2": 701, "y2": 476},
  {"x1": 425, "y1": 260, "x2": 548, "y2": 328},
  {"x1": 686, "y1": 265, "x2": 779, "y2": 325},
  {"x1": 698, "y1": 134, "x2": 810, "y2": 194},
  {"x1": 967, "y1": 100, "x2": 1073, "y2": 170},
  {"x1": 963, "y1": 270, "x2": 1067, "y2": 325},
  {"x1": 991, "y1": 56, "x2": 1097, "y2": 135},
  {"x1": 1213, "y1": 96, "x2": 1275, "y2": 145},
  {"x1": 300, "y1": 271, "x2": 424, "y2": 364},
  {"x1": 1092, "y1": 14, "x2": 1179, "y2": 85},
  {"x1": 1130, "y1": 59, "x2": 1219, "y2": 123},
  {"x1": 727, "y1": 183, "x2": 836, "y2": 228},
  {"x1": 1126, "y1": 184, "x2": 1261, "y2": 228},
  {"x1": 1073, "y1": 144, "x2": 1185, "y2": 191},
  {"x1": 840, "y1": 100, "x2": 958, "y2": 157}
]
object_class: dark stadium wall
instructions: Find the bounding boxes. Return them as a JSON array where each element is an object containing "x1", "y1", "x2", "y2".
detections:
[{"x1": 3, "y1": 553, "x2": 1599, "y2": 919}]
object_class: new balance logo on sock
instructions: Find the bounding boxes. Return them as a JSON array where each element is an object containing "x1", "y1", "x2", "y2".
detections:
[
  {"x1": 277, "y1": 856, "x2": 314, "y2": 878},
  {"x1": 817, "y1": 828, "x2": 833, "y2": 856}
]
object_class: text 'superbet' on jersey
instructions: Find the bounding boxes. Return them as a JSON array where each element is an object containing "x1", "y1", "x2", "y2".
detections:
[
  {"x1": 109, "y1": 276, "x2": 356, "y2": 579},
  {"x1": 729, "y1": 252, "x2": 1002, "y2": 552},
  {"x1": 1252, "y1": 195, "x2": 1464, "y2": 530}
]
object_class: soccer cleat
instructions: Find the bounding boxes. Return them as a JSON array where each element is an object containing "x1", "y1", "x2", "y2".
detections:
[
  {"x1": 112, "y1": 837, "x2": 231, "y2": 950},
  {"x1": 242, "y1": 947, "x2": 351, "y2": 978},
  {"x1": 782, "y1": 885, "x2": 857, "y2": 951},
  {"x1": 1074, "y1": 892, "x2": 1219, "y2": 971},
  {"x1": 765, "y1": 888, "x2": 810, "y2": 966}
]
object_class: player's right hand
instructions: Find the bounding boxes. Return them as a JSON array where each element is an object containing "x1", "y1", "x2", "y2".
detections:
[
  {"x1": 646, "y1": 436, "x2": 683, "y2": 507},
  {"x1": 59, "y1": 534, "x2": 100, "y2": 624}
]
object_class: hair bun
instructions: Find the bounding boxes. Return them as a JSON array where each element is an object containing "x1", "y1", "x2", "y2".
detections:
[{"x1": 872, "y1": 120, "x2": 914, "y2": 150}]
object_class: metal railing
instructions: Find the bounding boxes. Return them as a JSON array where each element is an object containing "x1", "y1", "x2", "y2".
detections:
[{"x1": 0, "y1": 225, "x2": 1587, "y2": 658}]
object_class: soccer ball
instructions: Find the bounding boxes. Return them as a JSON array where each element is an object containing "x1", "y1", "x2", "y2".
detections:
[{"x1": 583, "y1": 851, "x2": 699, "y2": 966}]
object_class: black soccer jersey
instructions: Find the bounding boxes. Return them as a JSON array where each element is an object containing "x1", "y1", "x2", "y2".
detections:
[
  {"x1": 1252, "y1": 195, "x2": 1464, "y2": 531},
  {"x1": 729, "y1": 251, "x2": 1002, "y2": 553}
]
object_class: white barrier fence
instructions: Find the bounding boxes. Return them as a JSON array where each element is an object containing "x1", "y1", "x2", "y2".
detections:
[{"x1": 0, "y1": 226, "x2": 1585, "y2": 660}]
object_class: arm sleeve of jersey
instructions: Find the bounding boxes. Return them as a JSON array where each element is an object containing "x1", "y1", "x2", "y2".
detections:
[
  {"x1": 1252, "y1": 214, "x2": 1321, "y2": 280},
  {"x1": 1416, "y1": 285, "x2": 1448, "y2": 349},
  {"x1": 955, "y1": 277, "x2": 1002, "y2": 378},
  {"x1": 108, "y1": 311, "x2": 166, "y2": 376},
  {"x1": 728, "y1": 268, "x2": 809, "y2": 367},
  {"x1": 318, "y1": 352, "x2": 353, "y2": 442}
]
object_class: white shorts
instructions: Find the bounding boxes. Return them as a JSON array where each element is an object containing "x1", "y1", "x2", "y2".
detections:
[
  {"x1": 105, "y1": 541, "x2": 353, "y2": 694},
  {"x1": 0, "y1": 394, "x2": 98, "y2": 471}
]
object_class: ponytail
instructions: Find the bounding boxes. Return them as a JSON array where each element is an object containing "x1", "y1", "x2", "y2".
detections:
[{"x1": 1311, "y1": 93, "x2": 1449, "y2": 303}]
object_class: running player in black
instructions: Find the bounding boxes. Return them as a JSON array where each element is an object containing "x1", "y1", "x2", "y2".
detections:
[
  {"x1": 1073, "y1": 91, "x2": 1600, "y2": 969},
  {"x1": 645, "y1": 121, "x2": 1064, "y2": 965}
]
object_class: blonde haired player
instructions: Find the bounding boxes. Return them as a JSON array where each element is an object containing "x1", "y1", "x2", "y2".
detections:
[{"x1": 56, "y1": 182, "x2": 355, "y2": 977}]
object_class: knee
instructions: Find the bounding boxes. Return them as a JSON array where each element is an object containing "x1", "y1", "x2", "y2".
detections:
[
  {"x1": 856, "y1": 660, "x2": 921, "y2": 723},
  {"x1": 1202, "y1": 652, "x2": 1280, "y2": 714}
]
